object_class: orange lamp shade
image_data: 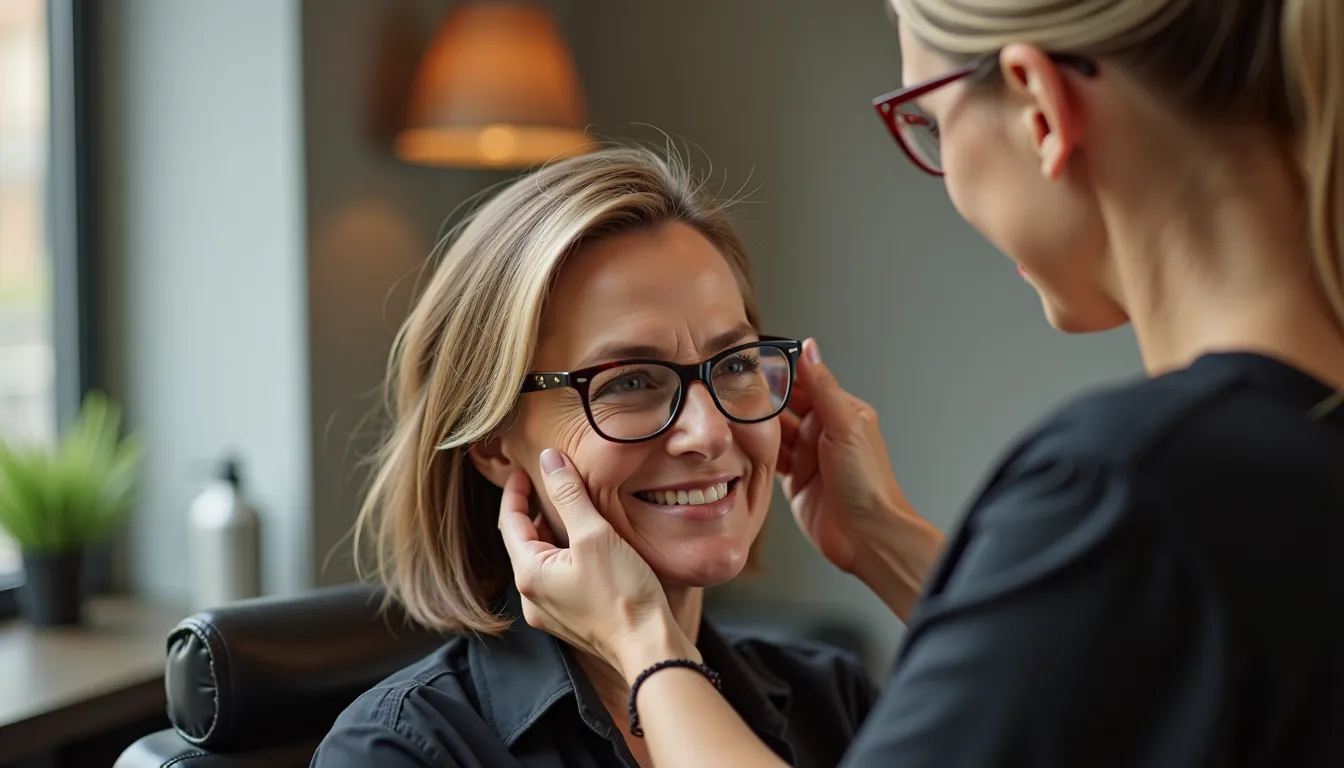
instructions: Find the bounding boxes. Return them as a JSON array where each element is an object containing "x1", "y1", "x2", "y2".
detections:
[{"x1": 394, "y1": 2, "x2": 594, "y2": 169}]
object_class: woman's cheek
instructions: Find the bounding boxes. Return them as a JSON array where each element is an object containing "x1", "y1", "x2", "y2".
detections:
[
  {"x1": 522, "y1": 407, "x2": 597, "y2": 537},
  {"x1": 527, "y1": 405, "x2": 590, "y2": 459},
  {"x1": 555, "y1": 414, "x2": 628, "y2": 523},
  {"x1": 742, "y1": 420, "x2": 780, "y2": 473}
]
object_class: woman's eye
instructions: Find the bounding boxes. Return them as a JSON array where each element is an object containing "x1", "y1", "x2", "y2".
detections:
[
  {"x1": 721, "y1": 354, "x2": 761, "y2": 375},
  {"x1": 593, "y1": 372, "x2": 655, "y2": 399}
]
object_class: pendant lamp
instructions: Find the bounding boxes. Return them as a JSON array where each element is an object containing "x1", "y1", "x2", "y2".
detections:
[{"x1": 394, "y1": 1, "x2": 594, "y2": 169}]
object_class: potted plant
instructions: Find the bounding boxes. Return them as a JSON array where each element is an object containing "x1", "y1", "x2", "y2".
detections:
[{"x1": 0, "y1": 392, "x2": 143, "y2": 626}]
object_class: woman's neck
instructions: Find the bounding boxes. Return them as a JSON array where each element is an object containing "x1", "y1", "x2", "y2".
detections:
[
  {"x1": 1102, "y1": 137, "x2": 1344, "y2": 389},
  {"x1": 574, "y1": 583, "x2": 703, "y2": 717}
]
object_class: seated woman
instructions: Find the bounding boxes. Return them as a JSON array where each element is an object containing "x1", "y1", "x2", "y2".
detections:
[{"x1": 312, "y1": 146, "x2": 876, "y2": 768}]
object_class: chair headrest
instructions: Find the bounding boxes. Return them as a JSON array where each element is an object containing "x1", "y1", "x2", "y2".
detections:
[{"x1": 164, "y1": 583, "x2": 445, "y2": 751}]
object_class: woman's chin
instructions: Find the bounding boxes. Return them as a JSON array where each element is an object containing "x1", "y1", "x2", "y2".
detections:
[{"x1": 647, "y1": 541, "x2": 749, "y2": 588}]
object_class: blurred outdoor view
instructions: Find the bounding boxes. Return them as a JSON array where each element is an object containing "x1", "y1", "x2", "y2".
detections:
[{"x1": 0, "y1": 0, "x2": 52, "y2": 577}]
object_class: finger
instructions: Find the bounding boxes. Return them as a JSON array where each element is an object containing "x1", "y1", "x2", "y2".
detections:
[
  {"x1": 777, "y1": 409, "x2": 801, "y2": 476},
  {"x1": 498, "y1": 470, "x2": 549, "y2": 565},
  {"x1": 798, "y1": 338, "x2": 856, "y2": 432},
  {"x1": 534, "y1": 513, "x2": 558, "y2": 546},
  {"x1": 778, "y1": 409, "x2": 800, "y2": 469},
  {"x1": 787, "y1": 371, "x2": 814, "y2": 418},
  {"x1": 499, "y1": 467, "x2": 532, "y2": 522},
  {"x1": 789, "y1": 411, "x2": 823, "y2": 490},
  {"x1": 780, "y1": 408, "x2": 800, "y2": 443},
  {"x1": 538, "y1": 448, "x2": 609, "y2": 540}
]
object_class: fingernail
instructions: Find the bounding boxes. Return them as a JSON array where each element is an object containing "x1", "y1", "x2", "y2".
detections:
[
  {"x1": 806, "y1": 339, "x2": 822, "y2": 365},
  {"x1": 540, "y1": 448, "x2": 565, "y2": 475}
]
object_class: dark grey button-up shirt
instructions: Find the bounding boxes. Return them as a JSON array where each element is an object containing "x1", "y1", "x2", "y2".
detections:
[{"x1": 312, "y1": 589, "x2": 877, "y2": 767}]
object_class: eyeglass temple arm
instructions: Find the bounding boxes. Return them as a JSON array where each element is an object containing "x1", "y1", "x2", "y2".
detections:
[{"x1": 520, "y1": 372, "x2": 573, "y2": 393}]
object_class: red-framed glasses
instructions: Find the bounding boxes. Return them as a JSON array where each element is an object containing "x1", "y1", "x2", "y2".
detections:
[{"x1": 873, "y1": 53, "x2": 1098, "y2": 177}]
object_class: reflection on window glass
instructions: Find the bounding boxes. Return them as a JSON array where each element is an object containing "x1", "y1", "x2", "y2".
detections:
[{"x1": 0, "y1": 0, "x2": 51, "y2": 578}]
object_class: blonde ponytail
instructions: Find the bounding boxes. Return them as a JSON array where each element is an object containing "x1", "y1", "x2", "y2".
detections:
[
  {"x1": 891, "y1": 0, "x2": 1189, "y2": 55},
  {"x1": 1285, "y1": 0, "x2": 1344, "y2": 334}
]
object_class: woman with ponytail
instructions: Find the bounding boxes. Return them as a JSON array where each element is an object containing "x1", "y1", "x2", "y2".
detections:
[{"x1": 497, "y1": 1, "x2": 1344, "y2": 764}]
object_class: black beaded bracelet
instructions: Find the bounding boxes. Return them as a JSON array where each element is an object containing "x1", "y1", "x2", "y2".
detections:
[{"x1": 627, "y1": 658, "x2": 722, "y2": 737}]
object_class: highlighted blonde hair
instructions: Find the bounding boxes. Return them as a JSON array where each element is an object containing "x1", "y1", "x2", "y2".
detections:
[
  {"x1": 355, "y1": 146, "x2": 762, "y2": 634},
  {"x1": 893, "y1": 0, "x2": 1344, "y2": 334}
]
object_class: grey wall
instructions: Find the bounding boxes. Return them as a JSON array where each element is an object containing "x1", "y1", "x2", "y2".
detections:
[
  {"x1": 299, "y1": 0, "x2": 529, "y2": 585},
  {"x1": 98, "y1": 0, "x2": 312, "y2": 604},
  {"x1": 564, "y1": 0, "x2": 1142, "y2": 672}
]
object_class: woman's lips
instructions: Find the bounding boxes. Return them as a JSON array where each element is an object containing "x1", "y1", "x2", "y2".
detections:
[{"x1": 633, "y1": 480, "x2": 737, "y2": 521}]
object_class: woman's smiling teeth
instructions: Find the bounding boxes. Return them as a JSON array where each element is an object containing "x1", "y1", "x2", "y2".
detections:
[{"x1": 636, "y1": 481, "x2": 732, "y2": 506}]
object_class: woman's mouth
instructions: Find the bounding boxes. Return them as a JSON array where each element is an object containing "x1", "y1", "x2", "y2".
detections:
[
  {"x1": 635, "y1": 480, "x2": 732, "y2": 506},
  {"x1": 633, "y1": 479, "x2": 738, "y2": 520}
]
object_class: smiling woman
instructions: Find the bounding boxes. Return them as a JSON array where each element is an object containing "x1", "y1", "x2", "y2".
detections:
[{"x1": 313, "y1": 146, "x2": 875, "y2": 768}]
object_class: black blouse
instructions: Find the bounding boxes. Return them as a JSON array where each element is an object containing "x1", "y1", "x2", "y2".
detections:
[
  {"x1": 313, "y1": 588, "x2": 878, "y2": 767},
  {"x1": 843, "y1": 352, "x2": 1344, "y2": 767}
]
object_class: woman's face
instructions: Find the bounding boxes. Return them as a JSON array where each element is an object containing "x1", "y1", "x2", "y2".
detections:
[
  {"x1": 483, "y1": 222, "x2": 776, "y2": 588},
  {"x1": 898, "y1": 21, "x2": 1126, "y2": 333}
]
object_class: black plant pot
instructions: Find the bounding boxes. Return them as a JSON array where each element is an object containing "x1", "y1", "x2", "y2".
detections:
[{"x1": 18, "y1": 550, "x2": 85, "y2": 627}]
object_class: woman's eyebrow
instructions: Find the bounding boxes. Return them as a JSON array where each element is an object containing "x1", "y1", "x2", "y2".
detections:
[
  {"x1": 707, "y1": 323, "x2": 759, "y2": 352},
  {"x1": 575, "y1": 342, "x2": 667, "y2": 368},
  {"x1": 573, "y1": 324, "x2": 757, "y2": 369}
]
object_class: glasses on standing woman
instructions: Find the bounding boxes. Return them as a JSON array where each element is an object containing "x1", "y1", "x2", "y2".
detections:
[{"x1": 872, "y1": 53, "x2": 1098, "y2": 176}]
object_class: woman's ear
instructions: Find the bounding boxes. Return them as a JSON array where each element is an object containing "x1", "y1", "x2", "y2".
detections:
[
  {"x1": 467, "y1": 437, "x2": 518, "y2": 488},
  {"x1": 999, "y1": 43, "x2": 1084, "y2": 180}
]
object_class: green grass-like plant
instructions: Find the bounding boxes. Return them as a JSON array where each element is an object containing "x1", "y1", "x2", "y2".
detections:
[{"x1": 0, "y1": 392, "x2": 143, "y2": 554}]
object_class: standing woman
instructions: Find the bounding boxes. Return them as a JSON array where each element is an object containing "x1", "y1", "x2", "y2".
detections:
[{"x1": 499, "y1": 0, "x2": 1344, "y2": 765}]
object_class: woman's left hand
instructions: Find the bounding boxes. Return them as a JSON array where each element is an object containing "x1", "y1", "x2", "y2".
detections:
[{"x1": 497, "y1": 449, "x2": 699, "y2": 679}]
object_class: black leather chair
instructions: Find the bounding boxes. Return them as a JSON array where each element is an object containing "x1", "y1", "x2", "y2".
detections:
[{"x1": 114, "y1": 584, "x2": 446, "y2": 767}]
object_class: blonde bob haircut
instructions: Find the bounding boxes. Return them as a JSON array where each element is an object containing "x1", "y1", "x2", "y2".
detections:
[{"x1": 355, "y1": 145, "x2": 764, "y2": 634}]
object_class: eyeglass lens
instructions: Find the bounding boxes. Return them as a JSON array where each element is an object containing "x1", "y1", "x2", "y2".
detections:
[
  {"x1": 585, "y1": 344, "x2": 792, "y2": 441},
  {"x1": 893, "y1": 102, "x2": 942, "y2": 172}
]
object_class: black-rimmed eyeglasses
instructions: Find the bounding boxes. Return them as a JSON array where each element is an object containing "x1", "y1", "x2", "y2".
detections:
[{"x1": 520, "y1": 337, "x2": 800, "y2": 443}]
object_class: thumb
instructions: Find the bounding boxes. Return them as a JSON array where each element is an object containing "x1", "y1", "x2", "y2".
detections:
[
  {"x1": 799, "y1": 338, "x2": 852, "y2": 428},
  {"x1": 538, "y1": 448, "x2": 607, "y2": 539}
]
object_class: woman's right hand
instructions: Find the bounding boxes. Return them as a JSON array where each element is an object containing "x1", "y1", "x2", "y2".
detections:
[
  {"x1": 777, "y1": 339, "x2": 945, "y2": 620},
  {"x1": 497, "y1": 455, "x2": 699, "y2": 682}
]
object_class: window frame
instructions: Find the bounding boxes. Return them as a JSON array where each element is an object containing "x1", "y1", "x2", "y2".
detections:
[{"x1": 0, "y1": 0, "x2": 99, "y2": 618}]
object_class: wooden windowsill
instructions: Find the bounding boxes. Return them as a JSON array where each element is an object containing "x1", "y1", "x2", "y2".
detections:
[{"x1": 0, "y1": 596, "x2": 187, "y2": 763}]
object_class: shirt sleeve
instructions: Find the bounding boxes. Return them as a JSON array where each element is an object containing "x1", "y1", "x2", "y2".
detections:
[
  {"x1": 841, "y1": 651, "x2": 881, "y2": 727},
  {"x1": 310, "y1": 721, "x2": 447, "y2": 768},
  {"x1": 841, "y1": 451, "x2": 1219, "y2": 768},
  {"x1": 311, "y1": 683, "x2": 472, "y2": 768}
]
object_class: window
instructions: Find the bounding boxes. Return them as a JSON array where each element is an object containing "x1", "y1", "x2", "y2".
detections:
[
  {"x1": 0, "y1": 0, "x2": 94, "y2": 613},
  {"x1": 0, "y1": 0, "x2": 51, "y2": 587}
]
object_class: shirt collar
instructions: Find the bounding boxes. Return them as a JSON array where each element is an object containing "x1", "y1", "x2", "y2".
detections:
[{"x1": 469, "y1": 588, "x2": 793, "y2": 752}]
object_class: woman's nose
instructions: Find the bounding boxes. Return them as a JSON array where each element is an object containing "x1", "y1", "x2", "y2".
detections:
[{"x1": 665, "y1": 382, "x2": 732, "y2": 459}]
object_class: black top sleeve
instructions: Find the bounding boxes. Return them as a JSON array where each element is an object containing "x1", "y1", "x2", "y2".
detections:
[
  {"x1": 842, "y1": 451, "x2": 1219, "y2": 768},
  {"x1": 311, "y1": 681, "x2": 483, "y2": 768},
  {"x1": 846, "y1": 652, "x2": 882, "y2": 726}
]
